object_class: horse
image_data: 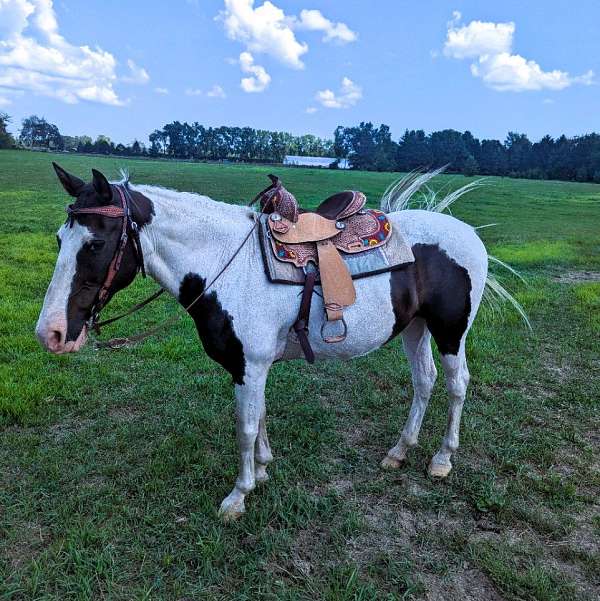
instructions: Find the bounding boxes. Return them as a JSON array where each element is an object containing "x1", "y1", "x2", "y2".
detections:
[{"x1": 36, "y1": 164, "x2": 489, "y2": 521}]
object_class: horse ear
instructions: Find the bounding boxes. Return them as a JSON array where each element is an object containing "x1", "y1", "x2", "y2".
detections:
[
  {"x1": 53, "y1": 162, "x2": 84, "y2": 197},
  {"x1": 91, "y1": 169, "x2": 112, "y2": 204}
]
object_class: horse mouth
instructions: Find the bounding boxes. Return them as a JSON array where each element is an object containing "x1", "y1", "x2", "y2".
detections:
[
  {"x1": 39, "y1": 323, "x2": 89, "y2": 354},
  {"x1": 60, "y1": 324, "x2": 89, "y2": 354}
]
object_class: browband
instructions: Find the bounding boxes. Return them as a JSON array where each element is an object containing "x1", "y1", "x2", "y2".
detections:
[{"x1": 67, "y1": 205, "x2": 125, "y2": 218}]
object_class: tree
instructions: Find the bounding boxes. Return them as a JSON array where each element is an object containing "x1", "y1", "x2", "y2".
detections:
[
  {"x1": 462, "y1": 154, "x2": 479, "y2": 177},
  {"x1": 479, "y1": 139, "x2": 508, "y2": 175},
  {"x1": 531, "y1": 135, "x2": 554, "y2": 176},
  {"x1": 20, "y1": 115, "x2": 63, "y2": 149},
  {"x1": 372, "y1": 124, "x2": 397, "y2": 171},
  {"x1": 429, "y1": 129, "x2": 470, "y2": 171},
  {"x1": 333, "y1": 126, "x2": 352, "y2": 159},
  {"x1": 505, "y1": 132, "x2": 532, "y2": 175},
  {"x1": 0, "y1": 112, "x2": 14, "y2": 148},
  {"x1": 396, "y1": 129, "x2": 432, "y2": 171},
  {"x1": 93, "y1": 135, "x2": 113, "y2": 155}
]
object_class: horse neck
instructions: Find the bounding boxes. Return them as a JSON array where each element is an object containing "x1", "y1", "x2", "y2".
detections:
[{"x1": 132, "y1": 185, "x2": 255, "y2": 296}]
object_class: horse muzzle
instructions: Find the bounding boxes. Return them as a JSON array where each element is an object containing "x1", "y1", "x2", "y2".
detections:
[{"x1": 36, "y1": 314, "x2": 88, "y2": 354}]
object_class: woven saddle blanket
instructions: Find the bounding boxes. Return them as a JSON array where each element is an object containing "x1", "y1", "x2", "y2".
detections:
[{"x1": 259, "y1": 210, "x2": 415, "y2": 285}]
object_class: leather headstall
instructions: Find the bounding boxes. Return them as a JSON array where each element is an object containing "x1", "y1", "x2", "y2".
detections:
[{"x1": 66, "y1": 184, "x2": 146, "y2": 332}]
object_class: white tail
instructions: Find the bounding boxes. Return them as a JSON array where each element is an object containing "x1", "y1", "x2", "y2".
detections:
[{"x1": 381, "y1": 168, "x2": 531, "y2": 330}]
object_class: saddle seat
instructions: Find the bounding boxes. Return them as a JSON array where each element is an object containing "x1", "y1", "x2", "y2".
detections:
[{"x1": 257, "y1": 175, "x2": 393, "y2": 362}]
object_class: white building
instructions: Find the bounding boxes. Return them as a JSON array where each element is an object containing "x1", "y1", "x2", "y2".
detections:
[{"x1": 283, "y1": 155, "x2": 350, "y2": 169}]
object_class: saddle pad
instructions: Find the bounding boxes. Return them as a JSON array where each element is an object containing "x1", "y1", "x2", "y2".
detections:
[{"x1": 259, "y1": 213, "x2": 415, "y2": 285}]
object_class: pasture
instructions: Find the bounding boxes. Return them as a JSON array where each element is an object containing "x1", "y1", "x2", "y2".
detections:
[{"x1": 1, "y1": 148, "x2": 599, "y2": 600}]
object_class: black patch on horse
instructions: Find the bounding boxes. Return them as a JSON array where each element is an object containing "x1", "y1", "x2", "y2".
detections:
[
  {"x1": 389, "y1": 244, "x2": 472, "y2": 355},
  {"x1": 388, "y1": 263, "x2": 419, "y2": 339},
  {"x1": 178, "y1": 273, "x2": 246, "y2": 385}
]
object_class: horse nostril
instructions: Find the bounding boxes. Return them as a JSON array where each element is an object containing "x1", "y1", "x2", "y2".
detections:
[{"x1": 49, "y1": 329, "x2": 63, "y2": 347}]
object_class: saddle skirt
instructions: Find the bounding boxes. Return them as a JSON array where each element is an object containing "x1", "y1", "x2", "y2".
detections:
[{"x1": 269, "y1": 208, "x2": 393, "y2": 268}]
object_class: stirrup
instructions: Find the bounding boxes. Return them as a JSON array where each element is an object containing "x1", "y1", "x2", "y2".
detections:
[{"x1": 321, "y1": 316, "x2": 347, "y2": 343}]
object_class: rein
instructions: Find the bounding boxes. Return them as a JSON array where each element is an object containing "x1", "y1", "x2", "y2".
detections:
[{"x1": 69, "y1": 181, "x2": 274, "y2": 350}]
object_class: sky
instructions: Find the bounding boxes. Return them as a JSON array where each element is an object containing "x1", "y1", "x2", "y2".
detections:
[{"x1": 1, "y1": 0, "x2": 599, "y2": 144}]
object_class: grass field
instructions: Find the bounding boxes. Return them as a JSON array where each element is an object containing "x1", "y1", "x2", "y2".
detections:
[{"x1": 1, "y1": 148, "x2": 599, "y2": 600}]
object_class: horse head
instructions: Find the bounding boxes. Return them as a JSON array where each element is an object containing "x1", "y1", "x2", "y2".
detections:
[{"x1": 36, "y1": 164, "x2": 148, "y2": 354}]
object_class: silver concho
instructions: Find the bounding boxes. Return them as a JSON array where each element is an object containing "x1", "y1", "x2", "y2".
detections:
[
  {"x1": 270, "y1": 213, "x2": 282, "y2": 222},
  {"x1": 335, "y1": 221, "x2": 346, "y2": 230}
]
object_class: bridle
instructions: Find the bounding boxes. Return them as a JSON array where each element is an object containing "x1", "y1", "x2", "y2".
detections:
[
  {"x1": 63, "y1": 179, "x2": 276, "y2": 350},
  {"x1": 66, "y1": 184, "x2": 152, "y2": 333}
]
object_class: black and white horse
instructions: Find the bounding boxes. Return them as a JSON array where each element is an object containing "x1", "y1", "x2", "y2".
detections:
[{"x1": 37, "y1": 165, "x2": 490, "y2": 520}]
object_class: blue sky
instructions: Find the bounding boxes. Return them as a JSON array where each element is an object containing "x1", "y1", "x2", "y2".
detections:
[{"x1": 1, "y1": 0, "x2": 598, "y2": 144}]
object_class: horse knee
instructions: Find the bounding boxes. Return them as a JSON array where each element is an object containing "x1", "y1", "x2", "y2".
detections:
[
  {"x1": 444, "y1": 362, "x2": 469, "y2": 401},
  {"x1": 239, "y1": 426, "x2": 259, "y2": 445},
  {"x1": 415, "y1": 361, "x2": 437, "y2": 398}
]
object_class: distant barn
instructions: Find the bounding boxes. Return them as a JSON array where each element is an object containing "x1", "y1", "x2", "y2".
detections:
[{"x1": 283, "y1": 155, "x2": 350, "y2": 169}]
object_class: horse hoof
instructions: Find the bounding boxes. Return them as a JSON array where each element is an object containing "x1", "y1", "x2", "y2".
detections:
[
  {"x1": 218, "y1": 496, "x2": 246, "y2": 522},
  {"x1": 381, "y1": 455, "x2": 403, "y2": 470},
  {"x1": 255, "y1": 465, "x2": 270, "y2": 483},
  {"x1": 428, "y1": 461, "x2": 452, "y2": 479}
]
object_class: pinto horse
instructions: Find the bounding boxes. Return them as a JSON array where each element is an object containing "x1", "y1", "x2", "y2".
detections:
[{"x1": 37, "y1": 165, "x2": 488, "y2": 520}]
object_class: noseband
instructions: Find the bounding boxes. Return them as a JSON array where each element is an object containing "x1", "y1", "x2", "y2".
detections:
[{"x1": 66, "y1": 184, "x2": 147, "y2": 331}]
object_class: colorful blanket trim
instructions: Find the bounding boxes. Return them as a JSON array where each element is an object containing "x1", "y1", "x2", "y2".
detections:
[{"x1": 273, "y1": 209, "x2": 392, "y2": 261}]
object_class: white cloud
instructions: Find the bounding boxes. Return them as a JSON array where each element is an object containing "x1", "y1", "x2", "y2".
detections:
[
  {"x1": 444, "y1": 19, "x2": 514, "y2": 59},
  {"x1": 295, "y1": 9, "x2": 357, "y2": 44},
  {"x1": 207, "y1": 84, "x2": 226, "y2": 98},
  {"x1": 122, "y1": 59, "x2": 150, "y2": 84},
  {"x1": 220, "y1": 0, "x2": 307, "y2": 69},
  {"x1": 219, "y1": 1, "x2": 356, "y2": 89},
  {"x1": 444, "y1": 13, "x2": 594, "y2": 92},
  {"x1": 239, "y1": 51, "x2": 270, "y2": 92},
  {"x1": 543, "y1": 98, "x2": 555, "y2": 104},
  {"x1": 0, "y1": 0, "x2": 137, "y2": 106},
  {"x1": 316, "y1": 77, "x2": 362, "y2": 109},
  {"x1": 305, "y1": 106, "x2": 317, "y2": 114},
  {"x1": 471, "y1": 53, "x2": 592, "y2": 92},
  {"x1": 186, "y1": 84, "x2": 227, "y2": 98},
  {"x1": 154, "y1": 87, "x2": 169, "y2": 95}
]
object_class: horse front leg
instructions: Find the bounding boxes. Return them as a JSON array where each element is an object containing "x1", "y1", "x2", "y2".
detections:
[
  {"x1": 219, "y1": 361, "x2": 270, "y2": 521},
  {"x1": 254, "y1": 405, "x2": 273, "y2": 482}
]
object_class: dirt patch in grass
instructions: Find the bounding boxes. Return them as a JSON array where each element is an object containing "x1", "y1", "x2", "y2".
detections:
[
  {"x1": 48, "y1": 415, "x2": 93, "y2": 441},
  {"x1": 553, "y1": 271, "x2": 600, "y2": 283},
  {"x1": 107, "y1": 406, "x2": 142, "y2": 422},
  {"x1": 4, "y1": 521, "x2": 47, "y2": 571},
  {"x1": 424, "y1": 569, "x2": 505, "y2": 601}
]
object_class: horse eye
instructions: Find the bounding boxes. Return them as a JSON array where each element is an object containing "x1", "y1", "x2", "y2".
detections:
[{"x1": 87, "y1": 240, "x2": 106, "y2": 252}]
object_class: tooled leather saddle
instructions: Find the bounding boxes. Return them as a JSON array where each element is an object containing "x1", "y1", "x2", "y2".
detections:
[{"x1": 257, "y1": 175, "x2": 393, "y2": 363}]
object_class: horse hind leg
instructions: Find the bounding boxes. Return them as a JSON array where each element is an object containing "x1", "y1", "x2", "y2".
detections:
[
  {"x1": 428, "y1": 342, "x2": 469, "y2": 478},
  {"x1": 381, "y1": 318, "x2": 437, "y2": 469}
]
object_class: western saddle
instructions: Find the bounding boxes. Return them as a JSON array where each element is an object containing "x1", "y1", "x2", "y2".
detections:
[{"x1": 258, "y1": 175, "x2": 393, "y2": 363}]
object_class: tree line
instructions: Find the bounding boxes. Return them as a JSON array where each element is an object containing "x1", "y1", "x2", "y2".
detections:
[
  {"x1": 3, "y1": 112, "x2": 600, "y2": 183},
  {"x1": 335, "y1": 123, "x2": 600, "y2": 182}
]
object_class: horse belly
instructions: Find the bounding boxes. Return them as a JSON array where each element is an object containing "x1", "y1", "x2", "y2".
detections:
[{"x1": 281, "y1": 271, "x2": 397, "y2": 361}]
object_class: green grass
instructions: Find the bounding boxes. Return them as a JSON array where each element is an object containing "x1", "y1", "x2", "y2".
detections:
[{"x1": 1, "y1": 149, "x2": 599, "y2": 600}]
